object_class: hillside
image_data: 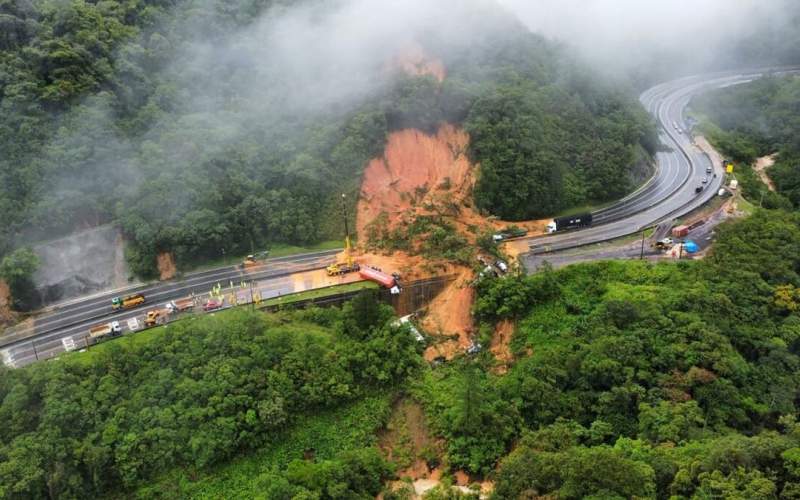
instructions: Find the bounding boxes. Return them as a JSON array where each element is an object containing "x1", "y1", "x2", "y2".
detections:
[
  {"x1": 690, "y1": 74, "x2": 800, "y2": 210},
  {"x1": 0, "y1": 0, "x2": 655, "y2": 286},
  {"x1": 3, "y1": 209, "x2": 800, "y2": 498}
]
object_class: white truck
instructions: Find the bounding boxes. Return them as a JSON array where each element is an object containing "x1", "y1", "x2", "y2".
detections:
[{"x1": 89, "y1": 321, "x2": 121, "y2": 340}]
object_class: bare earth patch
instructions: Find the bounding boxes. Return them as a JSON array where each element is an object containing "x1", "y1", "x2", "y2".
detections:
[
  {"x1": 391, "y1": 41, "x2": 446, "y2": 83},
  {"x1": 0, "y1": 280, "x2": 17, "y2": 326},
  {"x1": 754, "y1": 154, "x2": 777, "y2": 192},
  {"x1": 355, "y1": 122, "x2": 545, "y2": 358},
  {"x1": 157, "y1": 252, "x2": 177, "y2": 281},
  {"x1": 419, "y1": 270, "x2": 475, "y2": 362},
  {"x1": 490, "y1": 320, "x2": 515, "y2": 373}
]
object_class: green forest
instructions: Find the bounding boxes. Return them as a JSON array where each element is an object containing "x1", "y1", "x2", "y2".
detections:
[
  {"x1": 691, "y1": 74, "x2": 800, "y2": 210},
  {"x1": 0, "y1": 0, "x2": 655, "y2": 278},
  {"x1": 0, "y1": 297, "x2": 421, "y2": 498},
  {"x1": 4, "y1": 209, "x2": 800, "y2": 498}
]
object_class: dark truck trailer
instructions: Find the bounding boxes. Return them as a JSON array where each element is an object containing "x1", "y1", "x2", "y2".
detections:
[{"x1": 546, "y1": 213, "x2": 593, "y2": 233}]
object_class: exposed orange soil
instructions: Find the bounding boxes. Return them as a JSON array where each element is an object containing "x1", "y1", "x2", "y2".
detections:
[
  {"x1": 157, "y1": 252, "x2": 177, "y2": 280},
  {"x1": 420, "y1": 271, "x2": 475, "y2": 362},
  {"x1": 356, "y1": 124, "x2": 547, "y2": 246},
  {"x1": 355, "y1": 123, "x2": 548, "y2": 358},
  {"x1": 754, "y1": 154, "x2": 777, "y2": 192},
  {"x1": 0, "y1": 280, "x2": 17, "y2": 326},
  {"x1": 490, "y1": 320, "x2": 515, "y2": 373},
  {"x1": 391, "y1": 41, "x2": 446, "y2": 83}
]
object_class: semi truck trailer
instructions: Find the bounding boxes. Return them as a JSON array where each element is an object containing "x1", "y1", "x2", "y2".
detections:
[{"x1": 546, "y1": 213, "x2": 593, "y2": 233}]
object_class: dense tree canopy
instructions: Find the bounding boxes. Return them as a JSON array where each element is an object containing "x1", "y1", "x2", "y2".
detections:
[
  {"x1": 0, "y1": 293, "x2": 421, "y2": 498},
  {"x1": 412, "y1": 209, "x2": 800, "y2": 498},
  {"x1": 0, "y1": 0, "x2": 656, "y2": 276}
]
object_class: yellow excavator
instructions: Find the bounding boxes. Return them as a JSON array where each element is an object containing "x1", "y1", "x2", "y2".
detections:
[
  {"x1": 326, "y1": 233, "x2": 360, "y2": 276},
  {"x1": 326, "y1": 193, "x2": 360, "y2": 276}
]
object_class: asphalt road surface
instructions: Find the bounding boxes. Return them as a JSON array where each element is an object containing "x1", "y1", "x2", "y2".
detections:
[
  {"x1": 1, "y1": 250, "x2": 340, "y2": 367},
  {"x1": 3, "y1": 68, "x2": 795, "y2": 367},
  {"x1": 524, "y1": 204, "x2": 730, "y2": 272},
  {"x1": 520, "y1": 69, "x2": 797, "y2": 270}
]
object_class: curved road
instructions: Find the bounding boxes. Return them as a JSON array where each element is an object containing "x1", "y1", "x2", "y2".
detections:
[
  {"x1": 520, "y1": 69, "x2": 794, "y2": 266},
  {"x1": 2, "y1": 69, "x2": 794, "y2": 367}
]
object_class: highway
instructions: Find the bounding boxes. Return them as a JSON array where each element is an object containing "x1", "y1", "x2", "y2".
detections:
[
  {"x1": 0, "y1": 249, "x2": 340, "y2": 367},
  {"x1": 519, "y1": 70, "x2": 795, "y2": 268},
  {"x1": 2, "y1": 69, "x2": 793, "y2": 368}
]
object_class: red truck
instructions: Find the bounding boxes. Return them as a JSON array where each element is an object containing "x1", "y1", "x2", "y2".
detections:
[
  {"x1": 359, "y1": 266, "x2": 401, "y2": 294},
  {"x1": 671, "y1": 225, "x2": 689, "y2": 238}
]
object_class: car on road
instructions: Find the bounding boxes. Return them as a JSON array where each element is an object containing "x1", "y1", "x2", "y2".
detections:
[
  {"x1": 706, "y1": 166, "x2": 712, "y2": 173},
  {"x1": 702, "y1": 177, "x2": 708, "y2": 184},
  {"x1": 203, "y1": 299, "x2": 223, "y2": 311},
  {"x1": 695, "y1": 185, "x2": 703, "y2": 193}
]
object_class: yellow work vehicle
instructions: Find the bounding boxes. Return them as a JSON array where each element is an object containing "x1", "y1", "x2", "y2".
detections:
[
  {"x1": 326, "y1": 234, "x2": 360, "y2": 276},
  {"x1": 327, "y1": 193, "x2": 360, "y2": 276}
]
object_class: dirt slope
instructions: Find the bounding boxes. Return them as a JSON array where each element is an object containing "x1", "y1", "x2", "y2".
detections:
[
  {"x1": 0, "y1": 280, "x2": 17, "y2": 326},
  {"x1": 754, "y1": 154, "x2": 777, "y2": 192},
  {"x1": 157, "y1": 252, "x2": 177, "y2": 281}
]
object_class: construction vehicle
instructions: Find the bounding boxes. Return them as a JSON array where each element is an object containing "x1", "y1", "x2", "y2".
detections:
[
  {"x1": 546, "y1": 213, "x2": 592, "y2": 233},
  {"x1": 326, "y1": 223, "x2": 360, "y2": 275},
  {"x1": 144, "y1": 309, "x2": 170, "y2": 327},
  {"x1": 89, "y1": 321, "x2": 122, "y2": 339},
  {"x1": 166, "y1": 297, "x2": 194, "y2": 313},
  {"x1": 111, "y1": 293, "x2": 145, "y2": 311},
  {"x1": 240, "y1": 251, "x2": 269, "y2": 269},
  {"x1": 327, "y1": 193, "x2": 361, "y2": 276}
]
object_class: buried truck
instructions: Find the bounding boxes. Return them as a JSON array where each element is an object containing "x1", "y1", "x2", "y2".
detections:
[
  {"x1": 89, "y1": 321, "x2": 122, "y2": 340},
  {"x1": 546, "y1": 213, "x2": 593, "y2": 233}
]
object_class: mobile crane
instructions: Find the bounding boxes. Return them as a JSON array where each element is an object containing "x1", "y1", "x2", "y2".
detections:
[{"x1": 326, "y1": 194, "x2": 361, "y2": 276}]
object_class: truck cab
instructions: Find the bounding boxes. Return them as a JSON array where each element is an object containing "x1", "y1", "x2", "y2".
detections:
[{"x1": 546, "y1": 221, "x2": 558, "y2": 233}]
